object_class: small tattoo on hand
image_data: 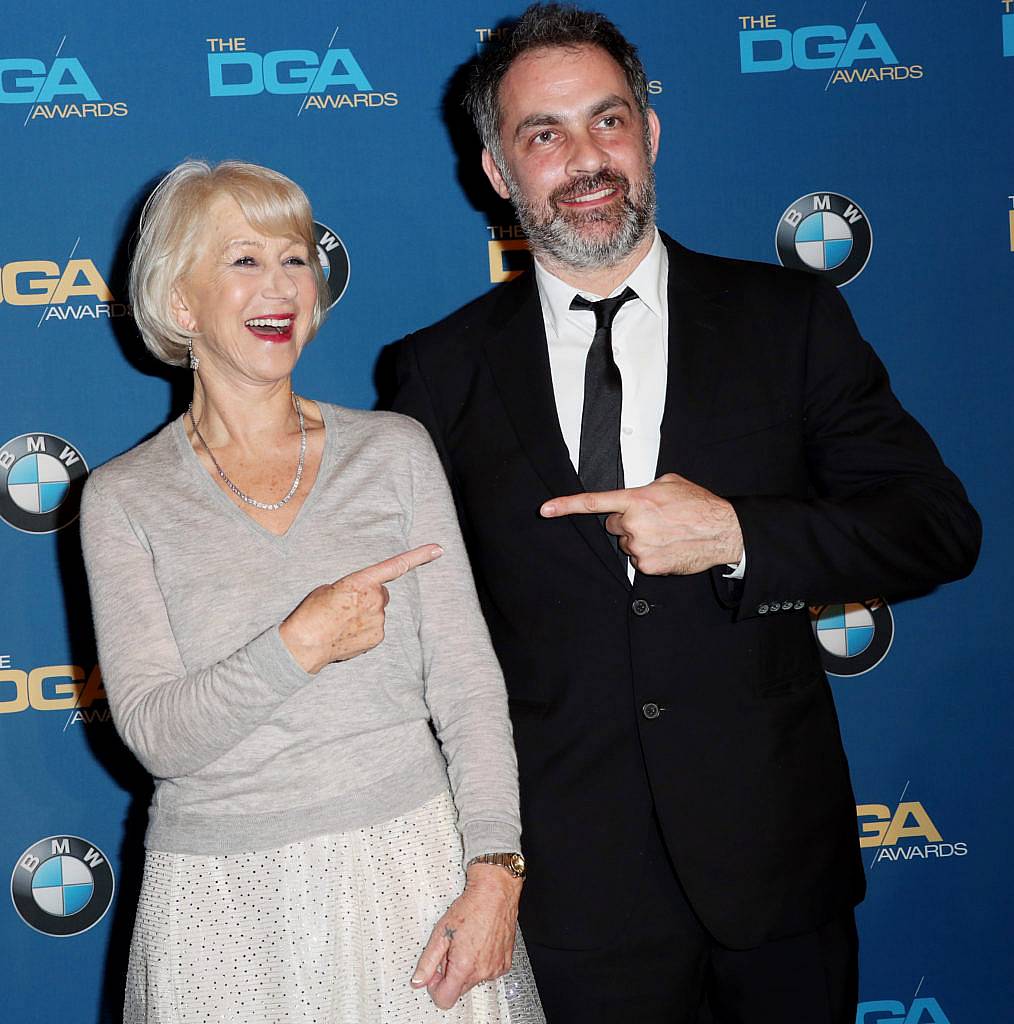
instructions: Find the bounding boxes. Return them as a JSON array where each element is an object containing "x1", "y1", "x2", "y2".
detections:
[{"x1": 444, "y1": 925, "x2": 456, "y2": 940}]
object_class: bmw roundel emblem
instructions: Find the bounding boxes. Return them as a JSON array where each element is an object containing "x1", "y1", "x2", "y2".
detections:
[
  {"x1": 11, "y1": 836, "x2": 115, "y2": 936},
  {"x1": 313, "y1": 220, "x2": 351, "y2": 310},
  {"x1": 810, "y1": 599, "x2": 894, "y2": 677},
  {"x1": 0, "y1": 433, "x2": 88, "y2": 534},
  {"x1": 776, "y1": 192, "x2": 873, "y2": 287}
]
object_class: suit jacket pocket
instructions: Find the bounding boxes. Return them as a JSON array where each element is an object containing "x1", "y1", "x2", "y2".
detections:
[
  {"x1": 753, "y1": 666, "x2": 824, "y2": 699},
  {"x1": 754, "y1": 611, "x2": 826, "y2": 698},
  {"x1": 700, "y1": 398, "x2": 793, "y2": 445}
]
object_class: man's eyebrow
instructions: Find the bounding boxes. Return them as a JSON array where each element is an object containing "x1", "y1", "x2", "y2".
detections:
[
  {"x1": 588, "y1": 94, "x2": 633, "y2": 118},
  {"x1": 513, "y1": 112, "x2": 563, "y2": 141},
  {"x1": 512, "y1": 94, "x2": 634, "y2": 141}
]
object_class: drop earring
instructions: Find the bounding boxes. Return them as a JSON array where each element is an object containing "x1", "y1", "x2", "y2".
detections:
[{"x1": 188, "y1": 340, "x2": 200, "y2": 372}]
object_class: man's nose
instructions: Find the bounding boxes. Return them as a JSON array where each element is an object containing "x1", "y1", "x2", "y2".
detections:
[{"x1": 565, "y1": 131, "x2": 610, "y2": 178}]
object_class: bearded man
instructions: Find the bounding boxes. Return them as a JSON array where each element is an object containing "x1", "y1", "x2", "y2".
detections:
[{"x1": 387, "y1": 5, "x2": 980, "y2": 1022}]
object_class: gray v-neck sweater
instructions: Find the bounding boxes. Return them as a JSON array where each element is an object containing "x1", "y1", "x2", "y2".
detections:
[{"x1": 79, "y1": 404, "x2": 520, "y2": 862}]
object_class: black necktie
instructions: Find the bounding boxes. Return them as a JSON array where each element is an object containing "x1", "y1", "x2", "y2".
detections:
[{"x1": 570, "y1": 286, "x2": 638, "y2": 564}]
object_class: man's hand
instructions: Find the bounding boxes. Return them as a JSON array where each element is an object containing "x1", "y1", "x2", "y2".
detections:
[
  {"x1": 410, "y1": 864, "x2": 522, "y2": 1009},
  {"x1": 541, "y1": 472, "x2": 743, "y2": 576}
]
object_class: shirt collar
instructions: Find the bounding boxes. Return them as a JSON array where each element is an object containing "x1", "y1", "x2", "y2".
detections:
[{"x1": 533, "y1": 228, "x2": 666, "y2": 338}]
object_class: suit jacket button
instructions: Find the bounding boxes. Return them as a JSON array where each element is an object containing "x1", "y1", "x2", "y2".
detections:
[
  {"x1": 641, "y1": 702, "x2": 661, "y2": 720},
  {"x1": 794, "y1": 600, "x2": 806, "y2": 610},
  {"x1": 758, "y1": 604, "x2": 769, "y2": 614},
  {"x1": 631, "y1": 599, "x2": 651, "y2": 616}
]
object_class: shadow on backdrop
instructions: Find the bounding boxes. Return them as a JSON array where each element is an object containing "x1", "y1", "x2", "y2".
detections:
[
  {"x1": 375, "y1": 28, "x2": 527, "y2": 408},
  {"x1": 57, "y1": 170, "x2": 192, "y2": 1023}
]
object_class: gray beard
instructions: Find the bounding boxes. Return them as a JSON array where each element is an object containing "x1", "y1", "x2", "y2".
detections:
[{"x1": 505, "y1": 166, "x2": 656, "y2": 272}]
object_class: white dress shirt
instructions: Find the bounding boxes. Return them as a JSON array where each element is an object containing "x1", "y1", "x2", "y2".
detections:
[{"x1": 533, "y1": 229, "x2": 746, "y2": 581}]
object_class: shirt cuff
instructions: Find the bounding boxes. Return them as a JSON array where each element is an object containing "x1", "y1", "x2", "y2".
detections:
[
  {"x1": 244, "y1": 624, "x2": 315, "y2": 698},
  {"x1": 723, "y1": 548, "x2": 747, "y2": 580},
  {"x1": 461, "y1": 819, "x2": 523, "y2": 866}
]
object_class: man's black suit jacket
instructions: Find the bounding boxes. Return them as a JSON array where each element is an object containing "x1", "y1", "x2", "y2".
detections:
[{"x1": 388, "y1": 234, "x2": 980, "y2": 951}]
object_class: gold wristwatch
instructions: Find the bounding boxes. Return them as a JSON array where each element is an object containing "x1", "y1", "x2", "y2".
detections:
[{"x1": 467, "y1": 852, "x2": 527, "y2": 879}]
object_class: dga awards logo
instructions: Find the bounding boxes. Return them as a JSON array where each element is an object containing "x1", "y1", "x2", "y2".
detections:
[
  {"x1": 0, "y1": 660, "x2": 109, "y2": 724},
  {"x1": 810, "y1": 599, "x2": 893, "y2": 676},
  {"x1": 2, "y1": 37, "x2": 129, "y2": 120},
  {"x1": 857, "y1": 995, "x2": 951, "y2": 1023},
  {"x1": 314, "y1": 221, "x2": 350, "y2": 309},
  {"x1": 11, "y1": 836, "x2": 114, "y2": 936},
  {"x1": 776, "y1": 192, "x2": 872, "y2": 287},
  {"x1": 486, "y1": 225, "x2": 531, "y2": 283},
  {"x1": 1, "y1": 243, "x2": 127, "y2": 324},
  {"x1": 0, "y1": 433, "x2": 88, "y2": 534},
  {"x1": 737, "y1": 13, "x2": 922, "y2": 84},
  {"x1": 858, "y1": 787, "x2": 968, "y2": 865},
  {"x1": 206, "y1": 32, "x2": 398, "y2": 111}
]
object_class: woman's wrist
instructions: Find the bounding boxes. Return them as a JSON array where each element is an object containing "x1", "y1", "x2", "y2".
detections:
[{"x1": 465, "y1": 861, "x2": 524, "y2": 901}]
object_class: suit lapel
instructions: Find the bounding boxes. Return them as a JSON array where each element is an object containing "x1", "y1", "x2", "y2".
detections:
[
  {"x1": 481, "y1": 275, "x2": 631, "y2": 589},
  {"x1": 655, "y1": 235, "x2": 737, "y2": 482}
]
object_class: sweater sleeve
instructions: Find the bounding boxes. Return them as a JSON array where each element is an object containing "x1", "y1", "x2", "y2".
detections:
[
  {"x1": 400, "y1": 420, "x2": 522, "y2": 864},
  {"x1": 79, "y1": 473, "x2": 313, "y2": 779}
]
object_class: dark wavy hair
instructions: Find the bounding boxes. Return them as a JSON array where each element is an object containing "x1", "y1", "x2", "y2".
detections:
[{"x1": 463, "y1": 3, "x2": 649, "y2": 167}]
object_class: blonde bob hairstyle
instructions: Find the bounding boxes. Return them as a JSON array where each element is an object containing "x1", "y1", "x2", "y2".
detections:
[{"x1": 129, "y1": 159, "x2": 330, "y2": 367}]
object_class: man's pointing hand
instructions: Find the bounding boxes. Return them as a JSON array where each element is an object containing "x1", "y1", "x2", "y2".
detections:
[{"x1": 541, "y1": 473, "x2": 743, "y2": 576}]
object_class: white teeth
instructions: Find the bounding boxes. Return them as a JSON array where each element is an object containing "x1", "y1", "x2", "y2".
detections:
[
  {"x1": 569, "y1": 188, "x2": 615, "y2": 204},
  {"x1": 245, "y1": 317, "x2": 292, "y2": 328}
]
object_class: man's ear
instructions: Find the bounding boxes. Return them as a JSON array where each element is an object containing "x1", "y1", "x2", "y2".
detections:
[
  {"x1": 170, "y1": 284, "x2": 196, "y2": 333},
  {"x1": 481, "y1": 149, "x2": 512, "y2": 200},
  {"x1": 646, "y1": 108, "x2": 661, "y2": 165}
]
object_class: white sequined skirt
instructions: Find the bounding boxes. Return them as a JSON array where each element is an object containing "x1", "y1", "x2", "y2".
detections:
[{"x1": 125, "y1": 792, "x2": 544, "y2": 1023}]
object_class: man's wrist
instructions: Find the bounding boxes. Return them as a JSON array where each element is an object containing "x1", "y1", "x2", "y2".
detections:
[{"x1": 717, "y1": 497, "x2": 744, "y2": 566}]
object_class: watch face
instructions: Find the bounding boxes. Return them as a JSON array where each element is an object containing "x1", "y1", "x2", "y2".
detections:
[{"x1": 509, "y1": 853, "x2": 526, "y2": 876}]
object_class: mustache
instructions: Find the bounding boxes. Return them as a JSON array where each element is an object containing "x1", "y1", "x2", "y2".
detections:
[{"x1": 550, "y1": 169, "x2": 631, "y2": 206}]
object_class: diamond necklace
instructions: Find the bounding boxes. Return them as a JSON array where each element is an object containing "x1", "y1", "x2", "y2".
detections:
[{"x1": 188, "y1": 395, "x2": 306, "y2": 512}]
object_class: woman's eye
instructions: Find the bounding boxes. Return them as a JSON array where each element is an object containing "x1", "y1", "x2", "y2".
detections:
[
  {"x1": 233, "y1": 256, "x2": 256, "y2": 266},
  {"x1": 285, "y1": 256, "x2": 308, "y2": 266}
]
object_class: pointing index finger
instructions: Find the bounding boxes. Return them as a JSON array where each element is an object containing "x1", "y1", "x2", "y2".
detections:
[
  {"x1": 541, "y1": 489, "x2": 631, "y2": 518},
  {"x1": 354, "y1": 544, "x2": 444, "y2": 585}
]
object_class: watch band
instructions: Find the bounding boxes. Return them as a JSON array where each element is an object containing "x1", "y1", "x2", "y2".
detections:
[{"x1": 466, "y1": 851, "x2": 527, "y2": 879}]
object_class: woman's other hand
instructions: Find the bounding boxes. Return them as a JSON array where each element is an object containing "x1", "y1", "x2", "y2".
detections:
[
  {"x1": 279, "y1": 544, "x2": 443, "y2": 674},
  {"x1": 411, "y1": 863, "x2": 523, "y2": 1009}
]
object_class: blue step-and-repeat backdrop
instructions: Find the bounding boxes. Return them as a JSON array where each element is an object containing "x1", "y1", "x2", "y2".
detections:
[{"x1": 3, "y1": 2, "x2": 1011, "y2": 1021}]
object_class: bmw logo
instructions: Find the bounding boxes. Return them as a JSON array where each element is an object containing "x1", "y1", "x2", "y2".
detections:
[
  {"x1": 776, "y1": 192, "x2": 873, "y2": 286},
  {"x1": 810, "y1": 599, "x2": 894, "y2": 677},
  {"x1": 0, "y1": 433, "x2": 88, "y2": 534},
  {"x1": 313, "y1": 220, "x2": 351, "y2": 310},
  {"x1": 11, "y1": 836, "x2": 115, "y2": 937}
]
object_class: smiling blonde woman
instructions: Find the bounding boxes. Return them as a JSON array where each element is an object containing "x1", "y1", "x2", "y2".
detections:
[{"x1": 80, "y1": 159, "x2": 543, "y2": 1024}]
